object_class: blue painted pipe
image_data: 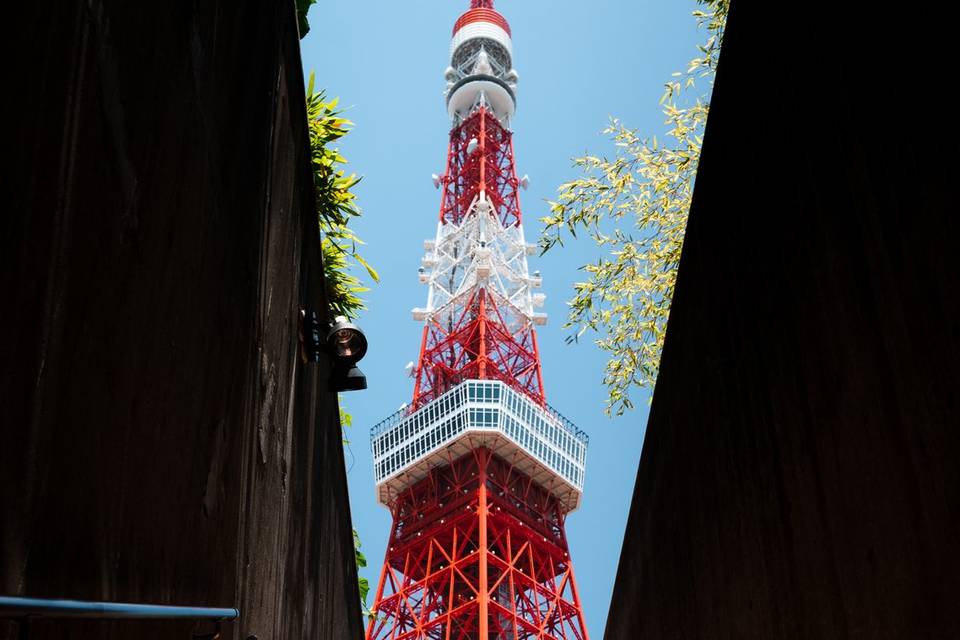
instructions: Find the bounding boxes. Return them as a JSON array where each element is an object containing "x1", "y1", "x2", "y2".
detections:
[{"x1": 0, "y1": 596, "x2": 238, "y2": 621}]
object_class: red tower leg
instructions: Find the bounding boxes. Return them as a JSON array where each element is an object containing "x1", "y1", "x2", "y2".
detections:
[{"x1": 367, "y1": 446, "x2": 589, "y2": 640}]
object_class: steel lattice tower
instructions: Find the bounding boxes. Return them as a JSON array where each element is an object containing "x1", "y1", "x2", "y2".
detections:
[{"x1": 367, "y1": 3, "x2": 590, "y2": 639}]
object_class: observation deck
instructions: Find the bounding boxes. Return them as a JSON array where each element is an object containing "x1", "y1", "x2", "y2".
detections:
[
  {"x1": 371, "y1": 379, "x2": 588, "y2": 512},
  {"x1": 444, "y1": 4, "x2": 517, "y2": 124}
]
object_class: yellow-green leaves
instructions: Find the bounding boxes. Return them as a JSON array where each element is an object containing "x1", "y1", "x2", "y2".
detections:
[
  {"x1": 344, "y1": 403, "x2": 374, "y2": 622},
  {"x1": 306, "y1": 71, "x2": 379, "y2": 319},
  {"x1": 540, "y1": 0, "x2": 727, "y2": 416},
  {"x1": 353, "y1": 527, "x2": 375, "y2": 623}
]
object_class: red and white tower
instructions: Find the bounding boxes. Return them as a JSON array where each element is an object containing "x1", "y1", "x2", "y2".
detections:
[{"x1": 366, "y1": 2, "x2": 589, "y2": 638}]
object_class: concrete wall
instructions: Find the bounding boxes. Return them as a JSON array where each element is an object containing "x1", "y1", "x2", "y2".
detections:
[
  {"x1": 605, "y1": 3, "x2": 960, "y2": 639},
  {"x1": 1, "y1": 1, "x2": 363, "y2": 638}
]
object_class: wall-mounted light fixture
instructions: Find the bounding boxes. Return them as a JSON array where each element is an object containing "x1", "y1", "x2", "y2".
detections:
[
  {"x1": 300, "y1": 312, "x2": 369, "y2": 391},
  {"x1": 326, "y1": 316, "x2": 368, "y2": 391}
]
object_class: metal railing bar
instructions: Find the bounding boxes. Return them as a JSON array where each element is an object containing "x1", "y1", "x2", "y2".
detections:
[{"x1": 0, "y1": 596, "x2": 239, "y2": 621}]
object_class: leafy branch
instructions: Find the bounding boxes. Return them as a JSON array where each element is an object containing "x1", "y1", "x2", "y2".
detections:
[
  {"x1": 296, "y1": 0, "x2": 317, "y2": 38},
  {"x1": 341, "y1": 400, "x2": 375, "y2": 623},
  {"x1": 540, "y1": 0, "x2": 728, "y2": 416},
  {"x1": 354, "y1": 528, "x2": 374, "y2": 622},
  {"x1": 306, "y1": 71, "x2": 380, "y2": 320}
]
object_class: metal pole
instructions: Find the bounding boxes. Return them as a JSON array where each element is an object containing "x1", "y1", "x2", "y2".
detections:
[{"x1": 0, "y1": 596, "x2": 239, "y2": 621}]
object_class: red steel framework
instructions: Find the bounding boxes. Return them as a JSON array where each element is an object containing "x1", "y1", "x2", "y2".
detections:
[
  {"x1": 366, "y1": 445, "x2": 589, "y2": 640},
  {"x1": 368, "y1": 2, "x2": 589, "y2": 638},
  {"x1": 454, "y1": 6, "x2": 509, "y2": 36},
  {"x1": 412, "y1": 106, "x2": 544, "y2": 411},
  {"x1": 439, "y1": 107, "x2": 520, "y2": 228}
]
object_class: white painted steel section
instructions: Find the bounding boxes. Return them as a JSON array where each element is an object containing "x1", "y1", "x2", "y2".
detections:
[
  {"x1": 371, "y1": 380, "x2": 587, "y2": 511},
  {"x1": 415, "y1": 201, "x2": 543, "y2": 328},
  {"x1": 447, "y1": 80, "x2": 515, "y2": 121},
  {"x1": 450, "y1": 22, "x2": 512, "y2": 58}
]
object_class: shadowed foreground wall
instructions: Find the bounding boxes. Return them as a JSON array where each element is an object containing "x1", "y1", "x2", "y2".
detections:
[
  {"x1": 1, "y1": 2, "x2": 363, "y2": 639},
  {"x1": 605, "y1": 3, "x2": 960, "y2": 639}
]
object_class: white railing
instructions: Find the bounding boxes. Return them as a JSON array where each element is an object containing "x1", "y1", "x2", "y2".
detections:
[{"x1": 370, "y1": 380, "x2": 587, "y2": 491}]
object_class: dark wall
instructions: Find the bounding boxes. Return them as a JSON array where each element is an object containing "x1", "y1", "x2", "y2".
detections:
[
  {"x1": 605, "y1": 4, "x2": 959, "y2": 639},
  {"x1": 2, "y1": 2, "x2": 363, "y2": 639}
]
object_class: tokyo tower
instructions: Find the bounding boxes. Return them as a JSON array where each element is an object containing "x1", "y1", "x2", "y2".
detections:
[{"x1": 366, "y1": 2, "x2": 590, "y2": 639}]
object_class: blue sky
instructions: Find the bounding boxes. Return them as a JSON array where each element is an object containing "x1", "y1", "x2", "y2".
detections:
[{"x1": 301, "y1": 1, "x2": 705, "y2": 633}]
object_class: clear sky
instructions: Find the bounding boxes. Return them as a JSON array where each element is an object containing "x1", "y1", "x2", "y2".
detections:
[{"x1": 300, "y1": 0, "x2": 705, "y2": 634}]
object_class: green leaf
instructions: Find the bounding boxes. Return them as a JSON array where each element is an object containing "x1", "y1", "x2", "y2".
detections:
[{"x1": 296, "y1": 0, "x2": 317, "y2": 38}]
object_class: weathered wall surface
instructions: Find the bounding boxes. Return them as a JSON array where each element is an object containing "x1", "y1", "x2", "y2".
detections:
[
  {"x1": 605, "y1": 3, "x2": 960, "y2": 639},
  {"x1": 1, "y1": 1, "x2": 363, "y2": 639}
]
